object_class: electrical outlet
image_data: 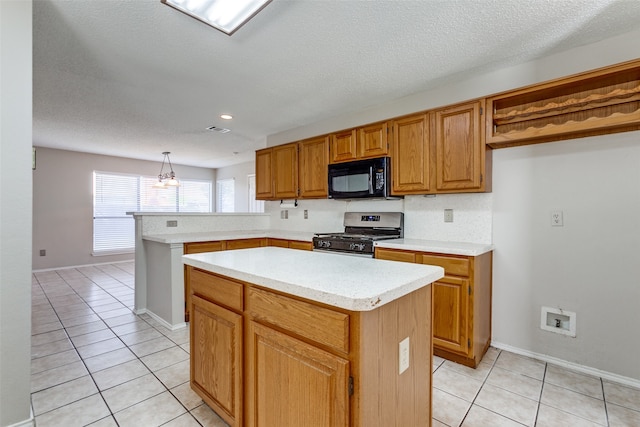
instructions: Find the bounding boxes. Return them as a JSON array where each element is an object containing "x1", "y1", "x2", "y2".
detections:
[
  {"x1": 304, "y1": 209, "x2": 308, "y2": 219},
  {"x1": 281, "y1": 210, "x2": 288, "y2": 219},
  {"x1": 551, "y1": 211, "x2": 563, "y2": 227},
  {"x1": 166, "y1": 220, "x2": 178, "y2": 227},
  {"x1": 399, "y1": 337, "x2": 410, "y2": 374},
  {"x1": 444, "y1": 209, "x2": 454, "y2": 223},
  {"x1": 39, "y1": 249, "x2": 46, "y2": 256}
]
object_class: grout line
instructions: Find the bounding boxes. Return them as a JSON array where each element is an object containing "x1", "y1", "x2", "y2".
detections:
[{"x1": 31, "y1": 263, "x2": 207, "y2": 426}]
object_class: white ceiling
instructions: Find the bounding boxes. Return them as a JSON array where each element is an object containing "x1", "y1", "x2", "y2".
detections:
[{"x1": 33, "y1": 0, "x2": 640, "y2": 169}]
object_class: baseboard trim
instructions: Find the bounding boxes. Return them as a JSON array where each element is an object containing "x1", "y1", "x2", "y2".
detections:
[
  {"x1": 6, "y1": 414, "x2": 35, "y2": 427},
  {"x1": 491, "y1": 340, "x2": 640, "y2": 389},
  {"x1": 143, "y1": 309, "x2": 187, "y2": 331},
  {"x1": 32, "y1": 259, "x2": 134, "y2": 273}
]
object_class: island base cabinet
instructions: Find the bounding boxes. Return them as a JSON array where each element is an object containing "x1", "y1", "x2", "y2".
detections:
[
  {"x1": 187, "y1": 266, "x2": 434, "y2": 427},
  {"x1": 190, "y1": 295, "x2": 243, "y2": 427},
  {"x1": 246, "y1": 321, "x2": 350, "y2": 427}
]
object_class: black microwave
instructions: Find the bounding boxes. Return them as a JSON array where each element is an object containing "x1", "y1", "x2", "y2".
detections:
[{"x1": 328, "y1": 157, "x2": 392, "y2": 199}]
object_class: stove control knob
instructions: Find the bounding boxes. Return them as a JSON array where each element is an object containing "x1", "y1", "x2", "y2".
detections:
[
  {"x1": 350, "y1": 243, "x2": 365, "y2": 251},
  {"x1": 319, "y1": 240, "x2": 331, "y2": 248}
]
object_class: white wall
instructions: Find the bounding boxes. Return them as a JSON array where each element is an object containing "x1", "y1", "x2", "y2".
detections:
[
  {"x1": 263, "y1": 27, "x2": 640, "y2": 380},
  {"x1": 215, "y1": 160, "x2": 255, "y2": 212},
  {"x1": 32, "y1": 147, "x2": 216, "y2": 270},
  {"x1": 492, "y1": 131, "x2": 640, "y2": 380},
  {"x1": 0, "y1": 1, "x2": 33, "y2": 425}
]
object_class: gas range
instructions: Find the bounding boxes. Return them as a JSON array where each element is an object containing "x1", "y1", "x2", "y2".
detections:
[{"x1": 313, "y1": 212, "x2": 403, "y2": 257}]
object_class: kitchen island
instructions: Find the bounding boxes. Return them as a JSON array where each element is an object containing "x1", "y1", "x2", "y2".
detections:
[{"x1": 183, "y1": 247, "x2": 444, "y2": 427}]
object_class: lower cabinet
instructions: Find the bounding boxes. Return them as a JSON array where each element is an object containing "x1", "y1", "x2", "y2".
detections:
[
  {"x1": 246, "y1": 321, "x2": 350, "y2": 427},
  {"x1": 375, "y1": 247, "x2": 492, "y2": 368},
  {"x1": 190, "y1": 295, "x2": 243, "y2": 426},
  {"x1": 187, "y1": 266, "x2": 433, "y2": 427}
]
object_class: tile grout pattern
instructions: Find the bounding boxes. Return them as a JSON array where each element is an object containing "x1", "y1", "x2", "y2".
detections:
[
  {"x1": 31, "y1": 262, "x2": 640, "y2": 426},
  {"x1": 31, "y1": 261, "x2": 227, "y2": 427}
]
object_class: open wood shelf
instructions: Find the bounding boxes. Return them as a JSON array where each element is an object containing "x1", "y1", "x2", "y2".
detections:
[{"x1": 486, "y1": 59, "x2": 640, "y2": 147}]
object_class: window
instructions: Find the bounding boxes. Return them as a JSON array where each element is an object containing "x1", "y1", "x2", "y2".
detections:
[
  {"x1": 93, "y1": 172, "x2": 212, "y2": 253},
  {"x1": 247, "y1": 174, "x2": 264, "y2": 213},
  {"x1": 217, "y1": 178, "x2": 235, "y2": 212}
]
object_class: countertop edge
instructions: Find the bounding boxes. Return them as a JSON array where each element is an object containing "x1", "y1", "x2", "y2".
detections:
[{"x1": 182, "y1": 249, "x2": 444, "y2": 312}]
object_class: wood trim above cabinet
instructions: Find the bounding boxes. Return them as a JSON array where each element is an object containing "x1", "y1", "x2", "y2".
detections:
[{"x1": 486, "y1": 58, "x2": 640, "y2": 148}]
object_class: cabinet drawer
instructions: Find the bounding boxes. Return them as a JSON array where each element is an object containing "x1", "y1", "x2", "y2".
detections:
[
  {"x1": 288, "y1": 241, "x2": 313, "y2": 251},
  {"x1": 247, "y1": 287, "x2": 349, "y2": 354},
  {"x1": 225, "y1": 238, "x2": 265, "y2": 250},
  {"x1": 420, "y1": 254, "x2": 470, "y2": 277},
  {"x1": 375, "y1": 248, "x2": 417, "y2": 263},
  {"x1": 184, "y1": 241, "x2": 224, "y2": 254},
  {"x1": 190, "y1": 268, "x2": 243, "y2": 312}
]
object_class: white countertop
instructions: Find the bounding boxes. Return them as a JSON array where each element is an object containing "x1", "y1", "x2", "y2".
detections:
[
  {"x1": 182, "y1": 247, "x2": 444, "y2": 312},
  {"x1": 143, "y1": 229, "x2": 315, "y2": 244},
  {"x1": 375, "y1": 239, "x2": 494, "y2": 256},
  {"x1": 145, "y1": 229, "x2": 494, "y2": 256}
]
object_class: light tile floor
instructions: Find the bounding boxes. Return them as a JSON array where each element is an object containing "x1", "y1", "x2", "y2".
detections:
[{"x1": 31, "y1": 262, "x2": 640, "y2": 426}]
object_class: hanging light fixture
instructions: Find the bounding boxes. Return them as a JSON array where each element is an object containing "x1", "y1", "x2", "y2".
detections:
[{"x1": 153, "y1": 152, "x2": 180, "y2": 188}]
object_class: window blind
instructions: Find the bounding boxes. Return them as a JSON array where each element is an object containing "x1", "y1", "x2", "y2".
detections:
[{"x1": 93, "y1": 172, "x2": 212, "y2": 253}]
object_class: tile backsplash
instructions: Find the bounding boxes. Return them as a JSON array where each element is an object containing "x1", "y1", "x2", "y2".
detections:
[{"x1": 266, "y1": 193, "x2": 493, "y2": 244}]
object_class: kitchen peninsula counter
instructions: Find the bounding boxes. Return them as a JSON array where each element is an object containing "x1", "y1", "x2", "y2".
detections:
[{"x1": 183, "y1": 247, "x2": 444, "y2": 427}]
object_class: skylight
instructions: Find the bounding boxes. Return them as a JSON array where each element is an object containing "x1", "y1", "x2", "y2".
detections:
[{"x1": 162, "y1": 0, "x2": 271, "y2": 35}]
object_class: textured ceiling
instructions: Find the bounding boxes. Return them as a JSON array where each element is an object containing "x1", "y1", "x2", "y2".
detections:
[{"x1": 33, "y1": 0, "x2": 640, "y2": 169}]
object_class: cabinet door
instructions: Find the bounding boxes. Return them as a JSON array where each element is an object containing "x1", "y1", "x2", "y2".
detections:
[
  {"x1": 391, "y1": 113, "x2": 431, "y2": 194},
  {"x1": 246, "y1": 321, "x2": 349, "y2": 427},
  {"x1": 434, "y1": 101, "x2": 485, "y2": 192},
  {"x1": 255, "y1": 148, "x2": 274, "y2": 200},
  {"x1": 358, "y1": 121, "x2": 389, "y2": 159},
  {"x1": 273, "y1": 143, "x2": 299, "y2": 199},
  {"x1": 299, "y1": 136, "x2": 329, "y2": 198},
  {"x1": 191, "y1": 295, "x2": 243, "y2": 427},
  {"x1": 329, "y1": 129, "x2": 357, "y2": 163},
  {"x1": 431, "y1": 275, "x2": 469, "y2": 356}
]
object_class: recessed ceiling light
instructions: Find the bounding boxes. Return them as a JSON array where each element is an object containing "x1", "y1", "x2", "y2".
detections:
[
  {"x1": 220, "y1": 114, "x2": 233, "y2": 120},
  {"x1": 162, "y1": 0, "x2": 272, "y2": 36}
]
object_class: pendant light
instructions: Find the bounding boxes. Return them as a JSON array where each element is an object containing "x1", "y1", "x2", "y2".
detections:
[{"x1": 153, "y1": 152, "x2": 180, "y2": 188}]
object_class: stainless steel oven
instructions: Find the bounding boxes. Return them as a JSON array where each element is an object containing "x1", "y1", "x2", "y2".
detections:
[{"x1": 313, "y1": 212, "x2": 403, "y2": 257}]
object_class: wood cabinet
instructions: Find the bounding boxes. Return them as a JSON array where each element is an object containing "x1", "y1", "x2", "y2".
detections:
[
  {"x1": 375, "y1": 247, "x2": 492, "y2": 368},
  {"x1": 486, "y1": 58, "x2": 640, "y2": 148},
  {"x1": 184, "y1": 238, "x2": 266, "y2": 322},
  {"x1": 255, "y1": 148, "x2": 274, "y2": 200},
  {"x1": 273, "y1": 143, "x2": 298, "y2": 199},
  {"x1": 255, "y1": 143, "x2": 298, "y2": 200},
  {"x1": 267, "y1": 238, "x2": 313, "y2": 251},
  {"x1": 256, "y1": 137, "x2": 329, "y2": 201},
  {"x1": 434, "y1": 100, "x2": 490, "y2": 192},
  {"x1": 191, "y1": 294, "x2": 243, "y2": 426},
  {"x1": 299, "y1": 136, "x2": 329, "y2": 198},
  {"x1": 391, "y1": 113, "x2": 431, "y2": 194},
  {"x1": 187, "y1": 266, "x2": 433, "y2": 427},
  {"x1": 329, "y1": 121, "x2": 390, "y2": 163}
]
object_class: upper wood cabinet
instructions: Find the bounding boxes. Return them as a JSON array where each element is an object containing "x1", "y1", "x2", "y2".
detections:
[
  {"x1": 298, "y1": 136, "x2": 329, "y2": 198},
  {"x1": 329, "y1": 129, "x2": 357, "y2": 163},
  {"x1": 256, "y1": 137, "x2": 328, "y2": 201},
  {"x1": 272, "y1": 143, "x2": 298, "y2": 199},
  {"x1": 255, "y1": 148, "x2": 274, "y2": 200},
  {"x1": 434, "y1": 100, "x2": 490, "y2": 193},
  {"x1": 486, "y1": 58, "x2": 640, "y2": 148},
  {"x1": 255, "y1": 143, "x2": 298, "y2": 200},
  {"x1": 329, "y1": 121, "x2": 390, "y2": 163},
  {"x1": 391, "y1": 113, "x2": 431, "y2": 194},
  {"x1": 358, "y1": 121, "x2": 389, "y2": 159}
]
